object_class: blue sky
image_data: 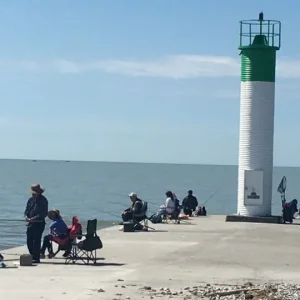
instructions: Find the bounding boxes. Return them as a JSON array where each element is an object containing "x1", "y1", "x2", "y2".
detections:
[{"x1": 0, "y1": 0, "x2": 299, "y2": 166}]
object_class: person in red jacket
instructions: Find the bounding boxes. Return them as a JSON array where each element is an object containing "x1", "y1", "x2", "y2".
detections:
[{"x1": 62, "y1": 216, "x2": 82, "y2": 257}]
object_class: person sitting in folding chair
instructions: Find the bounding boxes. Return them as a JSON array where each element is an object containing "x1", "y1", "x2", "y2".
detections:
[
  {"x1": 62, "y1": 216, "x2": 82, "y2": 257},
  {"x1": 65, "y1": 219, "x2": 103, "y2": 265},
  {"x1": 149, "y1": 191, "x2": 176, "y2": 224},
  {"x1": 121, "y1": 192, "x2": 144, "y2": 223},
  {"x1": 40, "y1": 209, "x2": 68, "y2": 258},
  {"x1": 51, "y1": 215, "x2": 83, "y2": 258}
]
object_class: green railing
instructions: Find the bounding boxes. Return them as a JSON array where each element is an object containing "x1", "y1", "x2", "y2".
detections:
[{"x1": 239, "y1": 17, "x2": 281, "y2": 49}]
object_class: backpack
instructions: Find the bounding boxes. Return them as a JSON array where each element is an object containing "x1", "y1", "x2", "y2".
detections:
[
  {"x1": 149, "y1": 214, "x2": 162, "y2": 224},
  {"x1": 174, "y1": 199, "x2": 180, "y2": 211}
]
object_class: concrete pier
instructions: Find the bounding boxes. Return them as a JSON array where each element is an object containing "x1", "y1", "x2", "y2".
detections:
[{"x1": 1, "y1": 216, "x2": 300, "y2": 300}]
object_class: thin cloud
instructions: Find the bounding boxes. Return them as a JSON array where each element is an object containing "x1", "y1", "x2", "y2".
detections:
[
  {"x1": 88, "y1": 55, "x2": 240, "y2": 78},
  {"x1": 58, "y1": 55, "x2": 240, "y2": 78},
  {"x1": 0, "y1": 55, "x2": 299, "y2": 79}
]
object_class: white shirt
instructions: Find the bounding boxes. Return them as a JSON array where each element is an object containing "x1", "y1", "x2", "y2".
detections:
[{"x1": 165, "y1": 197, "x2": 175, "y2": 214}]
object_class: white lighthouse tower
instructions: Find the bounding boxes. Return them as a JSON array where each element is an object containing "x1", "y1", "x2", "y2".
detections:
[{"x1": 237, "y1": 12, "x2": 281, "y2": 216}]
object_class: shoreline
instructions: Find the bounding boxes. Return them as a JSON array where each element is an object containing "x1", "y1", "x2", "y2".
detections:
[{"x1": 2, "y1": 215, "x2": 300, "y2": 300}]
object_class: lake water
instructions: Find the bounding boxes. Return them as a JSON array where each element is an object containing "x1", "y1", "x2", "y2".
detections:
[{"x1": 0, "y1": 159, "x2": 298, "y2": 251}]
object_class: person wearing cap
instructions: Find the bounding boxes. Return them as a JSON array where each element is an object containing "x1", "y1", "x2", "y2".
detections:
[
  {"x1": 24, "y1": 184, "x2": 49, "y2": 263},
  {"x1": 182, "y1": 190, "x2": 198, "y2": 216},
  {"x1": 121, "y1": 192, "x2": 143, "y2": 223}
]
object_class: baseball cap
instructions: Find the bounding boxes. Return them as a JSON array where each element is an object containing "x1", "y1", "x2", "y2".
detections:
[{"x1": 128, "y1": 192, "x2": 137, "y2": 197}]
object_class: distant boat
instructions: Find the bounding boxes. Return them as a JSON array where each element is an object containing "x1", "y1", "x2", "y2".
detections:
[
  {"x1": 65, "y1": 160, "x2": 70, "y2": 163},
  {"x1": 32, "y1": 160, "x2": 37, "y2": 162}
]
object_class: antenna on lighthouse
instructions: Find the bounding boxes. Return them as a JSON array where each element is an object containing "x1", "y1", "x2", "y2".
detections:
[{"x1": 259, "y1": 12, "x2": 264, "y2": 34}]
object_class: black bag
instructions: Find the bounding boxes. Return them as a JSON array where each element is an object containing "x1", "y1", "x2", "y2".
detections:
[
  {"x1": 149, "y1": 214, "x2": 162, "y2": 224},
  {"x1": 78, "y1": 236, "x2": 103, "y2": 251}
]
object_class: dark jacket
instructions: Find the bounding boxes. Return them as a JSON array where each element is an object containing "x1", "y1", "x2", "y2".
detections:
[
  {"x1": 24, "y1": 195, "x2": 48, "y2": 222},
  {"x1": 283, "y1": 199, "x2": 298, "y2": 223},
  {"x1": 126, "y1": 198, "x2": 143, "y2": 215},
  {"x1": 182, "y1": 195, "x2": 198, "y2": 211}
]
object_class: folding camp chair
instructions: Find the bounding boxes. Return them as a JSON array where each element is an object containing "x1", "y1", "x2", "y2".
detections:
[
  {"x1": 65, "y1": 219, "x2": 103, "y2": 265},
  {"x1": 133, "y1": 201, "x2": 155, "y2": 231},
  {"x1": 162, "y1": 200, "x2": 181, "y2": 224},
  {"x1": 51, "y1": 216, "x2": 83, "y2": 258},
  {"x1": 163, "y1": 210, "x2": 181, "y2": 224}
]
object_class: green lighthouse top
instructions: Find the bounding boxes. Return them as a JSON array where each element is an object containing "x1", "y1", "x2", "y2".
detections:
[{"x1": 239, "y1": 12, "x2": 281, "y2": 50}]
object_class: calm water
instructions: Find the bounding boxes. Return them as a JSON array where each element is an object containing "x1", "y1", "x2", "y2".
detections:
[{"x1": 0, "y1": 159, "x2": 299, "y2": 251}]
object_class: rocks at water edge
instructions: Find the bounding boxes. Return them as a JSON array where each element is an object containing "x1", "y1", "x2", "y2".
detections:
[{"x1": 139, "y1": 282, "x2": 300, "y2": 299}]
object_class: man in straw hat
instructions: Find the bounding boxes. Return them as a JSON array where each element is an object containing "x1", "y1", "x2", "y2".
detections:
[{"x1": 24, "y1": 184, "x2": 48, "y2": 263}]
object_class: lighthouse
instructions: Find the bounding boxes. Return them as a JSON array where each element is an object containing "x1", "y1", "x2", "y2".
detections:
[{"x1": 237, "y1": 13, "x2": 281, "y2": 216}]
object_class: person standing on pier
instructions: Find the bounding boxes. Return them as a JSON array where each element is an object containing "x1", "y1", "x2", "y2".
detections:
[{"x1": 24, "y1": 184, "x2": 48, "y2": 263}]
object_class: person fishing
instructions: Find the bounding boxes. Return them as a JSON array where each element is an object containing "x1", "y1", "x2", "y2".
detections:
[
  {"x1": 40, "y1": 209, "x2": 68, "y2": 258},
  {"x1": 149, "y1": 191, "x2": 176, "y2": 223},
  {"x1": 121, "y1": 192, "x2": 143, "y2": 223},
  {"x1": 24, "y1": 184, "x2": 48, "y2": 263},
  {"x1": 182, "y1": 190, "x2": 198, "y2": 216},
  {"x1": 282, "y1": 199, "x2": 298, "y2": 224}
]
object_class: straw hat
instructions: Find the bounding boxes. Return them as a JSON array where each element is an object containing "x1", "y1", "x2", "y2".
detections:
[
  {"x1": 48, "y1": 209, "x2": 61, "y2": 220},
  {"x1": 30, "y1": 184, "x2": 45, "y2": 195}
]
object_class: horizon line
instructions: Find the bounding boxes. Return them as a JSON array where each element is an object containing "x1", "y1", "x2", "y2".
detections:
[{"x1": 0, "y1": 157, "x2": 297, "y2": 168}]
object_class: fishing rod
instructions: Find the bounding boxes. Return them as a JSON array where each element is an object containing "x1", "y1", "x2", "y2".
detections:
[
  {"x1": 109, "y1": 192, "x2": 161, "y2": 208},
  {"x1": 203, "y1": 188, "x2": 220, "y2": 206},
  {"x1": 101, "y1": 210, "x2": 122, "y2": 219},
  {"x1": 0, "y1": 218, "x2": 44, "y2": 223},
  {"x1": 0, "y1": 219, "x2": 26, "y2": 222},
  {"x1": 110, "y1": 189, "x2": 219, "y2": 208},
  {"x1": 110, "y1": 201, "x2": 129, "y2": 208},
  {"x1": 109, "y1": 201, "x2": 157, "y2": 217}
]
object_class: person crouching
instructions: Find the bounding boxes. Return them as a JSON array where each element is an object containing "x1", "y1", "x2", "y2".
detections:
[
  {"x1": 282, "y1": 199, "x2": 298, "y2": 224},
  {"x1": 40, "y1": 209, "x2": 68, "y2": 258}
]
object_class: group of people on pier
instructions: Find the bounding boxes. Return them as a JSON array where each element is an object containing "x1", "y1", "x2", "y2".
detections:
[
  {"x1": 23, "y1": 184, "x2": 82, "y2": 263},
  {"x1": 120, "y1": 189, "x2": 207, "y2": 226},
  {"x1": 2, "y1": 181, "x2": 300, "y2": 265}
]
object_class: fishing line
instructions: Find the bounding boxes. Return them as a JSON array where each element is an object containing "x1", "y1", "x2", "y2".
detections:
[
  {"x1": 101, "y1": 210, "x2": 122, "y2": 219},
  {"x1": 203, "y1": 188, "x2": 220, "y2": 206},
  {"x1": 108, "y1": 192, "x2": 162, "y2": 208},
  {"x1": 110, "y1": 200, "x2": 157, "y2": 215},
  {"x1": 110, "y1": 201, "x2": 129, "y2": 208}
]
